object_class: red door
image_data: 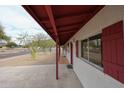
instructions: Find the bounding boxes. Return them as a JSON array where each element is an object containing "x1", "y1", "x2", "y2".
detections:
[{"x1": 70, "y1": 42, "x2": 73, "y2": 65}]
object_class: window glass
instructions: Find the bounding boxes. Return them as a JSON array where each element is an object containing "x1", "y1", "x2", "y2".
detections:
[
  {"x1": 89, "y1": 34, "x2": 102, "y2": 67},
  {"x1": 81, "y1": 39, "x2": 88, "y2": 60}
]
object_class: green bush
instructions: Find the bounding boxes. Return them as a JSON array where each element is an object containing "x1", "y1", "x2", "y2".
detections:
[
  {"x1": 6, "y1": 42, "x2": 17, "y2": 48},
  {"x1": 29, "y1": 46, "x2": 37, "y2": 60}
]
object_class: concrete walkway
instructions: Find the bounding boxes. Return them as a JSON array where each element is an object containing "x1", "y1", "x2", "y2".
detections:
[{"x1": 0, "y1": 64, "x2": 82, "y2": 88}]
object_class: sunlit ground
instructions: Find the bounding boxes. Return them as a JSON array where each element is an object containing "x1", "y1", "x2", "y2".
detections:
[{"x1": 0, "y1": 48, "x2": 56, "y2": 67}]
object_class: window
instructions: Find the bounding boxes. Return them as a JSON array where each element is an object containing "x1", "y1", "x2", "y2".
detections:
[
  {"x1": 81, "y1": 39, "x2": 88, "y2": 60},
  {"x1": 67, "y1": 43, "x2": 69, "y2": 52},
  {"x1": 89, "y1": 34, "x2": 102, "y2": 67},
  {"x1": 80, "y1": 34, "x2": 103, "y2": 67},
  {"x1": 75, "y1": 40, "x2": 79, "y2": 57}
]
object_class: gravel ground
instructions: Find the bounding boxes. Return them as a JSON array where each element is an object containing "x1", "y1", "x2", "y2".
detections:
[{"x1": 0, "y1": 51, "x2": 56, "y2": 67}]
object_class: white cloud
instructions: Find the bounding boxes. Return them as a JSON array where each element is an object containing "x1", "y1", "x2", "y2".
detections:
[{"x1": 0, "y1": 5, "x2": 49, "y2": 44}]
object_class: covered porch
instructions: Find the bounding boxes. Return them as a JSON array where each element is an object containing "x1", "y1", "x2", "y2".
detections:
[{"x1": 23, "y1": 5, "x2": 104, "y2": 80}]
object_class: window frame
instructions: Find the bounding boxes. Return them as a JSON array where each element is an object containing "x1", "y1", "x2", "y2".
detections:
[{"x1": 80, "y1": 34, "x2": 103, "y2": 69}]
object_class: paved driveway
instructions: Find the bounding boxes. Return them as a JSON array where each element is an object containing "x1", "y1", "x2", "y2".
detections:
[{"x1": 0, "y1": 49, "x2": 29, "y2": 59}]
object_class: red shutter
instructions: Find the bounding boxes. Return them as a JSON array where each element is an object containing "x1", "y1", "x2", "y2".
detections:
[
  {"x1": 76, "y1": 40, "x2": 79, "y2": 57},
  {"x1": 102, "y1": 21, "x2": 124, "y2": 83},
  {"x1": 70, "y1": 42, "x2": 73, "y2": 64}
]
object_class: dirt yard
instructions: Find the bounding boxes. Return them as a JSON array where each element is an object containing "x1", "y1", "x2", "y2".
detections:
[{"x1": 0, "y1": 51, "x2": 57, "y2": 67}]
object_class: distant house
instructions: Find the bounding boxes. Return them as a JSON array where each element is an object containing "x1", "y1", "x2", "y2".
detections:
[{"x1": 0, "y1": 39, "x2": 7, "y2": 47}]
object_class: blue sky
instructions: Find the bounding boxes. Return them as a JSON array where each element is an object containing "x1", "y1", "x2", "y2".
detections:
[{"x1": 0, "y1": 6, "x2": 49, "y2": 44}]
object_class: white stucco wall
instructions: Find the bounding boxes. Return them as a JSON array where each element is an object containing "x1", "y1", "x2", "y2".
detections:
[{"x1": 65, "y1": 6, "x2": 124, "y2": 87}]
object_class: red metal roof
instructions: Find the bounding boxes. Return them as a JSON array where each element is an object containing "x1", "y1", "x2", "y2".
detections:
[{"x1": 23, "y1": 5, "x2": 104, "y2": 45}]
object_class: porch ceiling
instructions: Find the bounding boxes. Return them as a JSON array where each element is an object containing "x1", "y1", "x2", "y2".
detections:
[{"x1": 23, "y1": 5, "x2": 104, "y2": 45}]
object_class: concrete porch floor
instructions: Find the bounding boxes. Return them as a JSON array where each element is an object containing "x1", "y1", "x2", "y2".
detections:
[{"x1": 0, "y1": 64, "x2": 82, "y2": 88}]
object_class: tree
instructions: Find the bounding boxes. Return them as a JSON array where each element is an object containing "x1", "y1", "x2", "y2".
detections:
[
  {"x1": 33, "y1": 33, "x2": 48, "y2": 51},
  {"x1": 17, "y1": 32, "x2": 37, "y2": 59},
  {"x1": 45, "y1": 39, "x2": 55, "y2": 52},
  {"x1": 0, "y1": 25, "x2": 11, "y2": 43},
  {"x1": 17, "y1": 32, "x2": 31, "y2": 47},
  {"x1": 32, "y1": 33, "x2": 55, "y2": 51},
  {"x1": 6, "y1": 42, "x2": 17, "y2": 48},
  {"x1": 17, "y1": 32, "x2": 55, "y2": 59},
  {"x1": 0, "y1": 25, "x2": 4, "y2": 39}
]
